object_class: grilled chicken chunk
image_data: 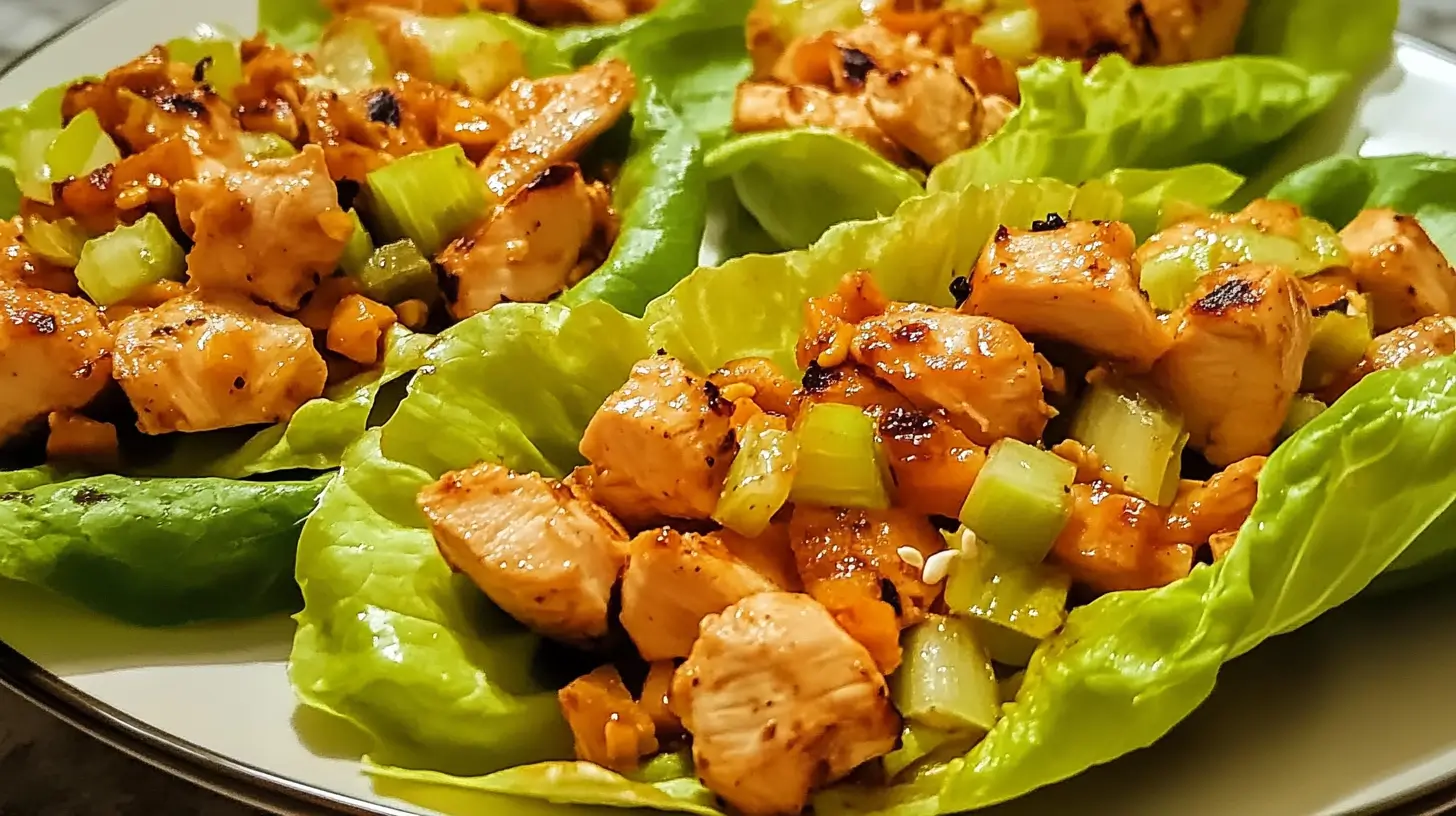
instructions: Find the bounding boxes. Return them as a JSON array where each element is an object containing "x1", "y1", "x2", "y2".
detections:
[
  {"x1": 797, "y1": 271, "x2": 891, "y2": 370},
  {"x1": 175, "y1": 145, "x2": 352, "y2": 311},
  {"x1": 111, "y1": 294, "x2": 327, "y2": 434},
  {"x1": 480, "y1": 60, "x2": 636, "y2": 201},
  {"x1": 558, "y1": 665, "x2": 658, "y2": 773},
  {"x1": 788, "y1": 505, "x2": 945, "y2": 673},
  {"x1": 709, "y1": 357, "x2": 799, "y2": 417},
  {"x1": 0, "y1": 218, "x2": 76, "y2": 294},
  {"x1": 877, "y1": 405, "x2": 987, "y2": 518},
  {"x1": 1339, "y1": 209, "x2": 1456, "y2": 332},
  {"x1": 1324, "y1": 316, "x2": 1456, "y2": 401},
  {"x1": 579, "y1": 355, "x2": 736, "y2": 522},
  {"x1": 1052, "y1": 482, "x2": 1194, "y2": 593},
  {"x1": 64, "y1": 46, "x2": 237, "y2": 153},
  {"x1": 717, "y1": 522, "x2": 804, "y2": 593},
  {"x1": 1154, "y1": 265, "x2": 1311, "y2": 466},
  {"x1": 0, "y1": 285, "x2": 113, "y2": 443},
  {"x1": 1164, "y1": 456, "x2": 1265, "y2": 551},
  {"x1": 967, "y1": 220, "x2": 1170, "y2": 369},
  {"x1": 45, "y1": 138, "x2": 208, "y2": 235},
  {"x1": 851, "y1": 305, "x2": 1051, "y2": 446},
  {"x1": 671, "y1": 592, "x2": 900, "y2": 816},
  {"x1": 235, "y1": 39, "x2": 316, "y2": 143},
  {"x1": 1031, "y1": 0, "x2": 1248, "y2": 65},
  {"x1": 794, "y1": 363, "x2": 910, "y2": 415},
  {"x1": 862, "y1": 60, "x2": 979, "y2": 165},
  {"x1": 418, "y1": 462, "x2": 629, "y2": 641},
  {"x1": 437, "y1": 164, "x2": 609, "y2": 319},
  {"x1": 619, "y1": 528, "x2": 785, "y2": 661},
  {"x1": 733, "y1": 83, "x2": 905, "y2": 164}
]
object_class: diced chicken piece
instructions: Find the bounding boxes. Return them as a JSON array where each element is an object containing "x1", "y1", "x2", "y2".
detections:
[
  {"x1": 46, "y1": 138, "x2": 206, "y2": 235},
  {"x1": 1339, "y1": 209, "x2": 1456, "y2": 332},
  {"x1": 1051, "y1": 482, "x2": 1194, "y2": 593},
  {"x1": 175, "y1": 145, "x2": 352, "y2": 311},
  {"x1": 863, "y1": 60, "x2": 980, "y2": 165},
  {"x1": 480, "y1": 59, "x2": 636, "y2": 201},
  {"x1": 733, "y1": 82, "x2": 906, "y2": 165},
  {"x1": 437, "y1": 164, "x2": 600, "y2": 320},
  {"x1": 793, "y1": 363, "x2": 912, "y2": 418},
  {"x1": 619, "y1": 528, "x2": 785, "y2": 661},
  {"x1": 1153, "y1": 264, "x2": 1311, "y2": 466},
  {"x1": 876, "y1": 405, "x2": 987, "y2": 518},
  {"x1": 522, "y1": 0, "x2": 633, "y2": 24},
  {"x1": 671, "y1": 592, "x2": 900, "y2": 816},
  {"x1": 236, "y1": 38, "x2": 317, "y2": 143},
  {"x1": 1031, "y1": 0, "x2": 1248, "y2": 65},
  {"x1": 1164, "y1": 456, "x2": 1265, "y2": 551},
  {"x1": 967, "y1": 220, "x2": 1171, "y2": 369},
  {"x1": 796, "y1": 271, "x2": 891, "y2": 370},
  {"x1": 716, "y1": 522, "x2": 804, "y2": 593},
  {"x1": 640, "y1": 661, "x2": 682, "y2": 738},
  {"x1": 788, "y1": 505, "x2": 945, "y2": 673},
  {"x1": 580, "y1": 355, "x2": 736, "y2": 522},
  {"x1": 111, "y1": 294, "x2": 326, "y2": 434},
  {"x1": 709, "y1": 358, "x2": 798, "y2": 417},
  {"x1": 63, "y1": 46, "x2": 237, "y2": 153},
  {"x1": 0, "y1": 285, "x2": 113, "y2": 443},
  {"x1": 1323, "y1": 316, "x2": 1456, "y2": 401},
  {"x1": 45, "y1": 411, "x2": 119, "y2": 466},
  {"x1": 418, "y1": 462, "x2": 629, "y2": 641},
  {"x1": 0, "y1": 218, "x2": 76, "y2": 294},
  {"x1": 558, "y1": 666, "x2": 657, "y2": 773},
  {"x1": 851, "y1": 305, "x2": 1052, "y2": 446}
]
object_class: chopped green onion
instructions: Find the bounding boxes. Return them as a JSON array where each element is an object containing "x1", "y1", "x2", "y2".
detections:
[
  {"x1": 317, "y1": 18, "x2": 393, "y2": 89},
  {"x1": 958, "y1": 439, "x2": 1076, "y2": 563},
  {"x1": 882, "y1": 724, "x2": 974, "y2": 780},
  {"x1": 890, "y1": 614, "x2": 1001, "y2": 736},
  {"x1": 413, "y1": 16, "x2": 528, "y2": 99},
  {"x1": 339, "y1": 209, "x2": 374, "y2": 279},
  {"x1": 1280, "y1": 394, "x2": 1328, "y2": 441},
  {"x1": 713, "y1": 415, "x2": 798, "y2": 538},
  {"x1": 352, "y1": 239, "x2": 439, "y2": 304},
  {"x1": 238, "y1": 132, "x2": 298, "y2": 162},
  {"x1": 973, "y1": 9, "x2": 1042, "y2": 62},
  {"x1": 365, "y1": 144, "x2": 490, "y2": 257},
  {"x1": 1068, "y1": 377, "x2": 1188, "y2": 506},
  {"x1": 22, "y1": 216, "x2": 88, "y2": 267},
  {"x1": 944, "y1": 538, "x2": 1070, "y2": 667},
  {"x1": 74, "y1": 214, "x2": 185, "y2": 306},
  {"x1": 1301, "y1": 293, "x2": 1374, "y2": 392},
  {"x1": 166, "y1": 34, "x2": 243, "y2": 101},
  {"x1": 788, "y1": 402, "x2": 892, "y2": 510}
]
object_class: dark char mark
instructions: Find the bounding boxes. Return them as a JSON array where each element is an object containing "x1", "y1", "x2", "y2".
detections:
[
  {"x1": 1193, "y1": 278, "x2": 1261, "y2": 315},
  {"x1": 525, "y1": 165, "x2": 577, "y2": 192},
  {"x1": 1031, "y1": 212, "x2": 1067, "y2": 233},
  {"x1": 801, "y1": 361, "x2": 841, "y2": 393},
  {"x1": 949, "y1": 275, "x2": 971, "y2": 307},
  {"x1": 879, "y1": 406, "x2": 935, "y2": 439},
  {"x1": 839, "y1": 47, "x2": 877, "y2": 86},
  {"x1": 366, "y1": 89, "x2": 402, "y2": 127}
]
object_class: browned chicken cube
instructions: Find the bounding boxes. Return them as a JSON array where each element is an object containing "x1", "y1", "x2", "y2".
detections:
[
  {"x1": 0, "y1": 218, "x2": 77, "y2": 294},
  {"x1": 733, "y1": 82, "x2": 905, "y2": 164},
  {"x1": 789, "y1": 505, "x2": 945, "y2": 673},
  {"x1": 437, "y1": 164, "x2": 604, "y2": 320},
  {"x1": 558, "y1": 665, "x2": 658, "y2": 773},
  {"x1": 1164, "y1": 456, "x2": 1265, "y2": 552},
  {"x1": 63, "y1": 46, "x2": 237, "y2": 153},
  {"x1": 619, "y1": 528, "x2": 786, "y2": 661},
  {"x1": 967, "y1": 219, "x2": 1171, "y2": 369},
  {"x1": 716, "y1": 522, "x2": 804, "y2": 593},
  {"x1": 1339, "y1": 209, "x2": 1456, "y2": 332},
  {"x1": 579, "y1": 355, "x2": 736, "y2": 522},
  {"x1": 1153, "y1": 264, "x2": 1311, "y2": 466},
  {"x1": 1031, "y1": 0, "x2": 1248, "y2": 65},
  {"x1": 1323, "y1": 316, "x2": 1456, "y2": 401},
  {"x1": 796, "y1": 271, "x2": 891, "y2": 370},
  {"x1": 176, "y1": 145, "x2": 353, "y2": 311},
  {"x1": 111, "y1": 294, "x2": 327, "y2": 434},
  {"x1": 417, "y1": 462, "x2": 629, "y2": 642},
  {"x1": 1051, "y1": 482, "x2": 1194, "y2": 593},
  {"x1": 480, "y1": 60, "x2": 636, "y2": 201},
  {"x1": 877, "y1": 405, "x2": 987, "y2": 519},
  {"x1": 851, "y1": 305, "x2": 1052, "y2": 446},
  {"x1": 671, "y1": 592, "x2": 900, "y2": 816},
  {"x1": 709, "y1": 357, "x2": 799, "y2": 417},
  {"x1": 862, "y1": 60, "x2": 980, "y2": 165},
  {"x1": 0, "y1": 285, "x2": 113, "y2": 443}
]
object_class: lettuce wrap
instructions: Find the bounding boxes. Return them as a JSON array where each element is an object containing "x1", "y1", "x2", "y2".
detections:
[
  {"x1": 287, "y1": 159, "x2": 1456, "y2": 814},
  {"x1": 634, "y1": 0, "x2": 1399, "y2": 254}
]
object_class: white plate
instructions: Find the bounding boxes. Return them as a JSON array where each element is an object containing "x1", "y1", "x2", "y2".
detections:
[{"x1": 3, "y1": 4, "x2": 1456, "y2": 815}]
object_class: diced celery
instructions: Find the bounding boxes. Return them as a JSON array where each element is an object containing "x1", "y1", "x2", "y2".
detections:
[
  {"x1": 413, "y1": 16, "x2": 528, "y2": 100},
  {"x1": 339, "y1": 210, "x2": 374, "y2": 279},
  {"x1": 353, "y1": 239, "x2": 439, "y2": 304},
  {"x1": 238, "y1": 132, "x2": 298, "y2": 162},
  {"x1": 958, "y1": 439, "x2": 1076, "y2": 563},
  {"x1": 1301, "y1": 293, "x2": 1374, "y2": 392},
  {"x1": 318, "y1": 18, "x2": 393, "y2": 89},
  {"x1": 713, "y1": 415, "x2": 798, "y2": 538},
  {"x1": 882, "y1": 724, "x2": 974, "y2": 780},
  {"x1": 16, "y1": 128, "x2": 60, "y2": 202},
  {"x1": 763, "y1": 0, "x2": 868, "y2": 42},
  {"x1": 167, "y1": 34, "x2": 244, "y2": 100},
  {"x1": 973, "y1": 8, "x2": 1042, "y2": 62},
  {"x1": 788, "y1": 402, "x2": 892, "y2": 510},
  {"x1": 1280, "y1": 394, "x2": 1328, "y2": 441},
  {"x1": 22, "y1": 216, "x2": 88, "y2": 267},
  {"x1": 48, "y1": 111, "x2": 121, "y2": 185},
  {"x1": 944, "y1": 542, "x2": 1069, "y2": 667},
  {"x1": 365, "y1": 145, "x2": 490, "y2": 257},
  {"x1": 1068, "y1": 377, "x2": 1187, "y2": 506},
  {"x1": 891, "y1": 615, "x2": 1001, "y2": 736},
  {"x1": 74, "y1": 214, "x2": 185, "y2": 306}
]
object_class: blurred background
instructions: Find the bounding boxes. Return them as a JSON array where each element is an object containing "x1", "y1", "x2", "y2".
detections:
[{"x1": 0, "y1": 0, "x2": 1453, "y2": 815}]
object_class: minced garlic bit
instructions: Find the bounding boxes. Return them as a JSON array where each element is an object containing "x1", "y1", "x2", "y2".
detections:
[
  {"x1": 896, "y1": 545, "x2": 925, "y2": 570},
  {"x1": 719, "y1": 382, "x2": 757, "y2": 403},
  {"x1": 921, "y1": 550, "x2": 960, "y2": 586}
]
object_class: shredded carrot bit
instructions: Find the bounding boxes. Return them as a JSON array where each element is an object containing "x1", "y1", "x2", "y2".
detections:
[
  {"x1": 327, "y1": 293, "x2": 397, "y2": 366},
  {"x1": 46, "y1": 412, "x2": 119, "y2": 466}
]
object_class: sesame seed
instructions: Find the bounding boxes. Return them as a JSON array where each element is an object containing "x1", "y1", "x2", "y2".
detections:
[
  {"x1": 921, "y1": 550, "x2": 959, "y2": 585},
  {"x1": 896, "y1": 546, "x2": 925, "y2": 570}
]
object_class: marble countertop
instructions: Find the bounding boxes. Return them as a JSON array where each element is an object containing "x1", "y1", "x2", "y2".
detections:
[{"x1": 2, "y1": 1, "x2": 1456, "y2": 815}]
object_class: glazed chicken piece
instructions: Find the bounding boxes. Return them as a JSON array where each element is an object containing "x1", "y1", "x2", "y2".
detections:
[
  {"x1": 437, "y1": 164, "x2": 612, "y2": 319},
  {"x1": 794, "y1": 363, "x2": 911, "y2": 415},
  {"x1": 558, "y1": 665, "x2": 657, "y2": 773},
  {"x1": 111, "y1": 294, "x2": 327, "y2": 434},
  {"x1": 862, "y1": 59, "x2": 980, "y2": 165},
  {"x1": 0, "y1": 218, "x2": 76, "y2": 294},
  {"x1": 671, "y1": 592, "x2": 900, "y2": 816},
  {"x1": 796, "y1": 270, "x2": 891, "y2": 370},
  {"x1": 1031, "y1": 0, "x2": 1249, "y2": 65},
  {"x1": 851, "y1": 305, "x2": 1052, "y2": 446},
  {"x1": 1323, "y1": 316, "x2": 1456, "y2": 401},
  {"x1": 63, "y1": 46, "x2": 236, "y2": 153},
  {"x1": 788, "y1": 505, "x2": 945, "y2": 673},
  {"x1": 716, "y1": 522, "x2": 804, "y2": 593},
  {"x1": 1164, "y1": 456, "x2": 1265, "y2": 552},
  {"x1": 480, "y1": 59, "x2": 636, "y2": 202},
  {"x1": 236, "y1": 38, "x2": 316, "y2": 143},
  {"x1": 0, "y1": 285, "x2": 113, "y2": 443},
  {"x1": 418, "y1": 462, "x2": 629, "y2": 641},
  {"x1": 1339, "y1": 209, "x2": 1456, "y2": 333},
  {"x1": 709, "y1": 357, "x2": 799, "y2": 417},
  {"x1": 175, "y1": 145, "x2": 353, "y2": 311},
  {"x1": 733, "y1": 82, "x2": 905, "y2": 164},
  {"x1": 579, "y1": 355, "x2": 736, "y2": 522},
  {"x1": 1051, "y1": 482, "x2": 1194, "y2": 593},
  {"x1": 1153, "y1": 264, "x2": 1311, "y2": 466},
  {"x1": 618, "y1": 528, "x2": 786, "y2": 661},
  {"x1": 43, "y1": 137, "x2": 208, "y2": 235},
  {"x1": 876, "y1": 405, "x2": 987, "y2": 518},
  {"x1": 966, "y1": 219, "x2": 1171, "y2": 369}
]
